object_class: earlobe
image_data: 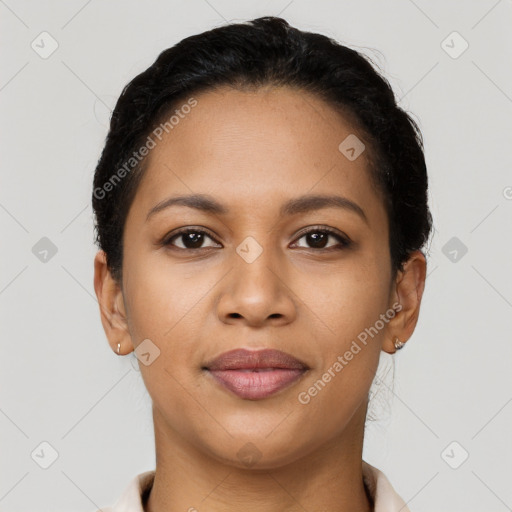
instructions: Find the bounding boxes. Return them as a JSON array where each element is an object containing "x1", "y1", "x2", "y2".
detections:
[
  {"x1": 383, "y1": 250, "x2": 427, "y2": 354},
  {"x1": 93, "y1": 250, "x2": 132, "y2": 355}
]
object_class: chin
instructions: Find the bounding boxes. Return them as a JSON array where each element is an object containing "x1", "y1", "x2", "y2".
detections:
[{"x1": 198, "y1": 428, "x2": 317, "y2": 471}]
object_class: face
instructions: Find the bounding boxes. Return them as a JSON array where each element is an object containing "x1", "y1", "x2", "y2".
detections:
[{"x1": 95, "y1": 85, "x2": 425, "y2": 469}]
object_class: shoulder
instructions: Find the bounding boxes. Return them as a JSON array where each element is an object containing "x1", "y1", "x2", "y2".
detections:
[
  {"x1": 362, "y1": 461, "x2": 411, "y2": 512},
  {"x1": 91, "y1": 470, "x2": 155, "y2": 512}
]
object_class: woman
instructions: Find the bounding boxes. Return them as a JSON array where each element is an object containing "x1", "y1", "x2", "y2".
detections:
[{"x1": 92, "y1": 16, "x2": 431, "y2": 512}]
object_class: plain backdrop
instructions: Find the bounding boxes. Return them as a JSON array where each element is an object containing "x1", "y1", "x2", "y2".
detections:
[{"x1": 1, "y1": 1, "x2": 511, "y2": 511}]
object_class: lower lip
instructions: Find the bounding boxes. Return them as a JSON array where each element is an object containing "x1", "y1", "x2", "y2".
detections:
[{"x1": 207, "y1": 368, "x2": 306, "y2": 400}]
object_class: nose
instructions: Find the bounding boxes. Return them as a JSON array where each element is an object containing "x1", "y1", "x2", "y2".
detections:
[{"x1": 216, "y1": 246, "x2": 297, "y2": 328}]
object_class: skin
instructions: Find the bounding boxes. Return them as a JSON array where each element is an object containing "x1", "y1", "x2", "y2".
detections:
[{"x1": 94, "y1": 85, "x2": 426, "y2": 512}]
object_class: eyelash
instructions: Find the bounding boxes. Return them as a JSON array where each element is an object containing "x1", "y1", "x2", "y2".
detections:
[{"x1": 162, "y1": 226, "x2": 351, "y2": 252}]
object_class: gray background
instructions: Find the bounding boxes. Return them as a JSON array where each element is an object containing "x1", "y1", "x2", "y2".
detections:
[{"x1": 1, "y1": 1, "x2": 511, "y2": 511}]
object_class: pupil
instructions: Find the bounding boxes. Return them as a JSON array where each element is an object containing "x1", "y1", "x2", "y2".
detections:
[
  {"x1": 184, "y1": 232, "x2": 203, "y2": 248},
  {"x1": 308, "y1": 232, "x2": 326, "y2": 248}
]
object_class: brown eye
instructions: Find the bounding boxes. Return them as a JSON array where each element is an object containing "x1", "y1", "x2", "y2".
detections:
[
  {"x1": 293, "y1": 227, "x2": 351, "y2": 251},
  {"x1": 303, "y1": 232, "x2": 329, "y2": 249},
  {"x1": 164, "y1": 228, "x2": 221, "y2": 250}
]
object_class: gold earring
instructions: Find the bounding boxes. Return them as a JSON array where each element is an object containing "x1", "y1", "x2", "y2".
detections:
[
  {"x1": 394, "y1": 338, "x2": 404, "y2": 350},
  {"x1": 117, "y1": 343, "x2": 121, "y2": 355}
]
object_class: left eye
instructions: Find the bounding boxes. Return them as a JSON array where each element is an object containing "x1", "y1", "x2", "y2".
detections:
[
  {"x1": 164, "y1": 229, "x2": 220, "y2": 250},
  {"x1": 293, "y1": 228, "x2": 351, "y2": 250}
]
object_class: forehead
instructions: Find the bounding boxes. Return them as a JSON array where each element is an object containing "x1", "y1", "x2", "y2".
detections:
[{"x1": 130, "y1": 85, "x2": 386, "y2": 226}]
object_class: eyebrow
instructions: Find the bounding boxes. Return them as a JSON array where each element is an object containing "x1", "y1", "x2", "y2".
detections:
[{"x1": 146, "y1": 193, "x2": 368, "y2": 224}]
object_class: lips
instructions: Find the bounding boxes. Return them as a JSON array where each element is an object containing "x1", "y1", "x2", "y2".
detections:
[{"x1": 204, "y1": 348, "x2": 309, "y2": 400}]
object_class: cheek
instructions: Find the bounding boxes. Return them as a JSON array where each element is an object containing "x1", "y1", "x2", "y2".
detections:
[
  {"x1": 123, "y1": 246, "x2": 208, "y2": 342},
  {"x1": 294, "y1": 279, "x2": 387, "y2": 437},
  {"x1": 306, "y1": 253, "x2": 391, "y2": 343},
  {"x1": 294, "y1": 252, "x2": 390, "y2": 407}
]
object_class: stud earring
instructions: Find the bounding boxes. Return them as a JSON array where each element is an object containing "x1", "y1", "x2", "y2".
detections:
[
  {"x1": 394, "y1": 338, "x2": 404, "y2": 350},
  {"x1": 117, "y1": 343, "x2": 121, "y2": 355}
]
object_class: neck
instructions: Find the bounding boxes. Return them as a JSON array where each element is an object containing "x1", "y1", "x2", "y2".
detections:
[{"x1": 145, "y1": 405, "x2": 372, "y2": 512}]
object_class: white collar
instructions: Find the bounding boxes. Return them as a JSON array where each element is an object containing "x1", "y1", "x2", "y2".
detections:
[
  {"x1": 99, "y1": 461, "x2": 410, "y2": 512},
  {"x1": 362, "y1": 461, "x2": 411, "y2": 512}
]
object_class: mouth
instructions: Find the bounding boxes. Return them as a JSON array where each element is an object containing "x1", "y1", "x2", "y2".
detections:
[{"x1": 203, "y1": 348, "x2": 309, "y2": 400}]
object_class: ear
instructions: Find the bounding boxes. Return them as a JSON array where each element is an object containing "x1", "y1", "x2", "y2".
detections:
[
  {"x1": 93, "y1": 250, "x2": 132, "y2": 355},
  {"x1": 383, "y1": 250, "x2": 427, "y2": 354}
]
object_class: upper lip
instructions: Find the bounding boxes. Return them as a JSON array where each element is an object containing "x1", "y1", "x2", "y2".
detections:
[{"x1": 204, "y1": 348, "x2": 309, "y2": 371}]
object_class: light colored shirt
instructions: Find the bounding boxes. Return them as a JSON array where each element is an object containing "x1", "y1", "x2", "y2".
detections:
[{"x1": 95, "y1": 461, "x2": 410, "y2": 512}]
